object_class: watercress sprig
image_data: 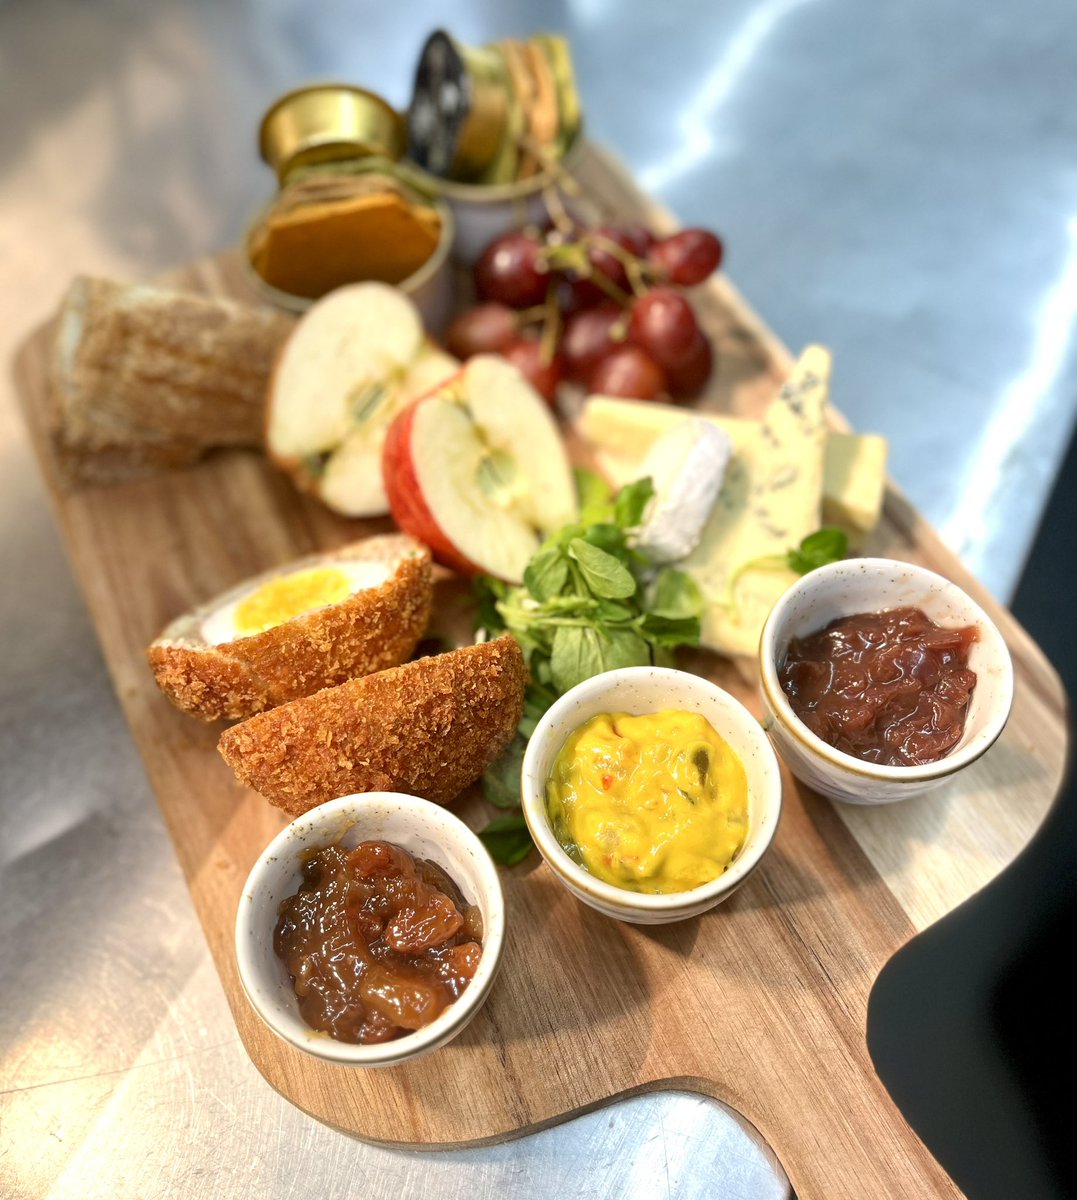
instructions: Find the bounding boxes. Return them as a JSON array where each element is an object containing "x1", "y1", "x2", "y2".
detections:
[
  {"x1": 723, "y1": 527, "x2": 849, "y2": 612},
  {"x1": 474, "y1": 470, "x2": 705, "y2": 864}
]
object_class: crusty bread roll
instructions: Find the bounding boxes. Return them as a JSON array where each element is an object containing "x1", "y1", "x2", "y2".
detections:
[
  {"x1": 48, "y1": 276, "x2": 292, "y2": 486},
  {"x1": 217, "y1": 635, "x2": 526, "y2": 815},
  {"x1": 148, "y1": 534, "x2": 432, "y2": 722}
]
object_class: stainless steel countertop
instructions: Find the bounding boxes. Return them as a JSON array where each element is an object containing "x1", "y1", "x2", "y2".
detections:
[{"x1": 2, "y1": 1, "x2": 1073, "y2": 1196}]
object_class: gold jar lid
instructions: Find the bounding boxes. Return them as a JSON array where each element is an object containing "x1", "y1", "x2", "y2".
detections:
[{"x1": 259, "y1": 84, "x2": 406, "y2": 184}]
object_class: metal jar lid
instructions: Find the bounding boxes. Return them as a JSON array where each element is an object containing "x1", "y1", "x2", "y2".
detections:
[
  {"x1": 258, "y1": 84, "x2": 406, "y2": 184},
  {"x1": 407, "y1": 31, "x2": 511, "y2": 182}
]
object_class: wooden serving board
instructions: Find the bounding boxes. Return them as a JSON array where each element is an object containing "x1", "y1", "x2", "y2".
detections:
[{"x1": 12, "y1": 144, "x2": 1068, "y2": 1199}]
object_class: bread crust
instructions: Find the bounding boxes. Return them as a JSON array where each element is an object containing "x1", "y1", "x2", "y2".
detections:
[
  {"x1": 147, "y1": 534, "x2": 432, "y2": 721},
  {"x1": 48, "y1": 276, "x2": 292, "y2": 487},
  {"x1": 217, "y1": 635, "x2": 526, "y2": 815}
]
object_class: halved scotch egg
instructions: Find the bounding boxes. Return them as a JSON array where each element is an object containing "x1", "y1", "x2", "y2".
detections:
[{"x1": 147, "y1": 534, "x2": 432, "y2": 721}]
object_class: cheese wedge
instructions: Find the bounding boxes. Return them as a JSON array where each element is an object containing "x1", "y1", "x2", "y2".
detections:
[
  {"x1": 821, "y1": 431, "x2": 888, "y2": 534},
  {"x1": 681, "y1": 346, "x2": 831, "y2": 656},
  {"x1": 578, "y1": 396, "x2": 887, "y2": 536}
]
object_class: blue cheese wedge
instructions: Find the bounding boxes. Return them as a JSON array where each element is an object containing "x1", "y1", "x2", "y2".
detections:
[
  {"x1": 632, "y1": 420, "x2": 732, "y2": 564},
  {"x1": 681, "y1": 345, "x2": 831, "y2": 656},
  {"x1": 578, "y1": 395, "x2": 886, "y2": 536}
]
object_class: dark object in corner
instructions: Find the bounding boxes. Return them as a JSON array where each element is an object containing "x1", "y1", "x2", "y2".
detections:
[
  {"x1": 869, "y1": 418, "x2": 1077, "y2": 1198},
  {"x1": 868, "y1": 731, "x2": 1075, "y2": 1199}
]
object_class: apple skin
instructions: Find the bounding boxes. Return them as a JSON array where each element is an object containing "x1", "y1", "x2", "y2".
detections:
[{"x1": 382, "y1": 401, "x2": 485, "y2": 577}]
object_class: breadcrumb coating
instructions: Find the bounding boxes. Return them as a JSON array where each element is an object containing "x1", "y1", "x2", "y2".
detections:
[
  {"x1": 218, "y1": 635, "x2": 526, "y2": 814},
  {"x1": 147, "y1": 534, "x2": 432, "y2": 721}
]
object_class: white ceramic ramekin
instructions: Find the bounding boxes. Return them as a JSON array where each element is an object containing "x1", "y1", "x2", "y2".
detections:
[
  {"x1": 758, "y1": 558, "x2": 1014, "y2": 805},
  {"x1": 521, "y1": 666, "x2": 782, "y2": 924},
  {"x1": 235, "y1": 792, "x2": 504, "y2": 1067}
]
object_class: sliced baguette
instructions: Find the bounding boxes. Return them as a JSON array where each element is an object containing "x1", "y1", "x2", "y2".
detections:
[
  {"x1": 147, "y1": 534, "x2": 432, "y2": 722},
  {"x1": 48, "y1": 276, "x2": 292, "y2": 486},
  {"x1": 217, "y1": 635, "x2": 526, "y2": 815}
]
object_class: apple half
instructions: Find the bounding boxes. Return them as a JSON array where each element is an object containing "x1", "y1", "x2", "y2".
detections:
[
  {"x1": 266, "y1": 283, "x2": 457, "y2": 517},
  {"x1": 383, "y1": 354, "x2": 578, "y2": 581}
]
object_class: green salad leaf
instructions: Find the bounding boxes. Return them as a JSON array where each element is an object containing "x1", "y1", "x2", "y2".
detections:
[
  {"x1": 574, "y1": 466, "x2": 615, "y2": 524},
  {"x1": 523, "y1": 546, "x2": 569, "y2": 601},
  {"x1": 568, "y1": 539, "x2": 637, "y2": 599},
  {"x1": 477, "y1": 810, "x2": 534, "y2": 866},
  {"x1": 787, "y1": 527, "x2": 849, "y2": 574},
  {"x1": 613, "y1": 476, "x2": 655, "y2": 529}
]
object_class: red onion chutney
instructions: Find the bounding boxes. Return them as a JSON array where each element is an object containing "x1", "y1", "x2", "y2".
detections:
[
  {"x1": 273, "y1": 840, "x2": 483, "y2": 1044},
  {"x1": 778, "y1": 606, "x2": 978, "y2": 766}
]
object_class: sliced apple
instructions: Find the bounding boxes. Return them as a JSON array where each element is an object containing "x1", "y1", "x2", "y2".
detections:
[
  {"x1": 382, "y1": 354, "x2": 578, "y2": 581},
  {"x1": 266, "y1": 283, "x2": 457, "y2": 517},
  {"x1": 317, "y1": 340, "x2": 458, "y2": 516}
]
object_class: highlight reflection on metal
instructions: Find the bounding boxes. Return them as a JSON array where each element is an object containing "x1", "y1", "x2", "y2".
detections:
[
  {"x1": 940, "y1": 211, "x2": 1077, "y2": 583},
  {"x1": 1, "y1": 0, "x2": 1074, "y2": 1195},
  {"x1": 639, "y1": 0, "x2": 816, "y2": 190}
]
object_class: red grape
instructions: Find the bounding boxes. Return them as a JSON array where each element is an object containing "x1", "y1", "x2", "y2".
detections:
[
  {"x1": 665, "y1": 331, "x2": 713, "y2": 398},
  {"x1": 444, "y1": 304, "x2": 517, "y2": 359},
  {"x1": 648, "y1": 229, "x2": 723, "y2": 286},
  {"x1": 589, "y1": 345, "x2": 667, "y2": 400},
  {"x1": 628, "y1": 287, "x2": 701, "y2": 369},
  {"x1": 616, "y1": 224, "x2": 655, "y2": 258},
  {"x1": 547, "y1": 240, "x2": 606, "y2": 311},
  {"x1": 501, "y1": 337, "x2": 564, "y2": 406},
  {"x1": 474, "y1": 231, "x2": 549, "y2": 308},
  {"x1": 587, "y1": 227, "x2": 635, "y2": 294},
  {"x1": 561, "y1": 307, "x2": 624, "y2": 385},
  {"x1": 561, "y1": 272, "x2": 607, "y2": 312},
  {"x1": 547, "y1": 228, "x2": 634, "y2": 310}
]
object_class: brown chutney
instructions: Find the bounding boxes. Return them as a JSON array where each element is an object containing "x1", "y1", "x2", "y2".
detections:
[
  {"x1": 778, "y1": 606, "x2": 979, "y2": 767},
  {"x1": 273, "y1": 840, "x2": 483, "y2": 1044}
]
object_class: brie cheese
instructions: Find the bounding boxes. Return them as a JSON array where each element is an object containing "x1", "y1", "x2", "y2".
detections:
[{"x1": 632, "y1": 420, "x2": 732, "y2": 564}]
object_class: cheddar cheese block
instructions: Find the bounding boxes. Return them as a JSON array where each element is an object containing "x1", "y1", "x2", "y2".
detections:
[{"x1": 821, "y1": 431, "x2": 888, "y2": 534}]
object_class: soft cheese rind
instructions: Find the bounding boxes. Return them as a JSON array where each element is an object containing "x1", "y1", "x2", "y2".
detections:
[{"x1": 632, "y1": 420, "x2": 732, "y2": 564}]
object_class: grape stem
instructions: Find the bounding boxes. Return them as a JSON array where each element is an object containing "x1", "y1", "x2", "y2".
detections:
[
  {"x1": 541, "y1": 181, "x2": 576, "y2": 234},
  {"x1": 543, "y1": 240, "x2": 633, "y2": 308},
  {"x1": 587, "y1": 231, "x2": 657, "y2": 299},
  {"x1": 539, "y1": 280, "x2": 562, "y2": 366}
]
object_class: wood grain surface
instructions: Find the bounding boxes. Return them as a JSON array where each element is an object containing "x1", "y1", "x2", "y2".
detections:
[{"x1": 12, "y1": 143, "x2": 1068, "y2": 1200}]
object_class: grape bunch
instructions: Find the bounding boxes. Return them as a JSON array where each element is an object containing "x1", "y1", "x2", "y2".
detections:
[{"x1": 444, "y1": 222, "x2": 724, "y2": 404}]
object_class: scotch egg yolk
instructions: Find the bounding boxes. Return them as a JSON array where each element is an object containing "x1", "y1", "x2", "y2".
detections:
[
  {"x1": 232, "y1": 567, "x2": 354, "y2": 636},
  {"x1": 198, "y1": 560, "x2": 394, "y2": 647}
]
